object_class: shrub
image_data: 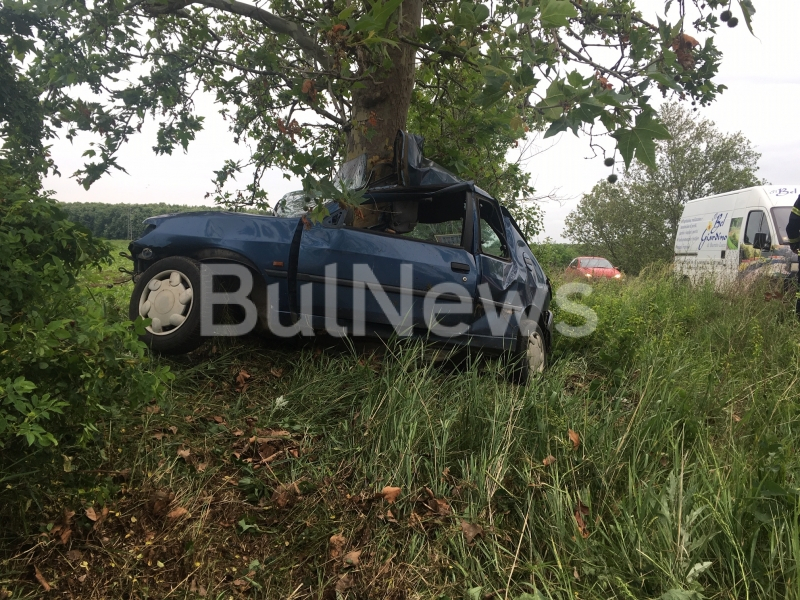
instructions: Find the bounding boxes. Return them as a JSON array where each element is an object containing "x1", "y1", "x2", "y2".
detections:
[{"x1": 0, "y1": 171, "x2": 168, "y2": 453}]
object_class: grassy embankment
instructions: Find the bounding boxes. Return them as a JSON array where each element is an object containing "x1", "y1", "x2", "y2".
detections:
[{"x1": 2, "y1": 241, "x2": 800, "y2": 599}]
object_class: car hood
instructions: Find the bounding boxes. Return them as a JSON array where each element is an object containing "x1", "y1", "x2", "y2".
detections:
[{"x1": 143, "y1": 211, "x2": 234, "y2": 228}]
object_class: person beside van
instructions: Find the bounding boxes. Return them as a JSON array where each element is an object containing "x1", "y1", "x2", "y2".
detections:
[
  {"x1": 787, "y1": 194, "x2": 800, "y2": 253},
  {"x1": 786, "y1": 194, "x2": 800, "y2": 315}
]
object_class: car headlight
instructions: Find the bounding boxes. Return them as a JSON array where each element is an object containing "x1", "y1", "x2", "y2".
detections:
[{"x1": 614, "y1": 273, "x2": 621, "y2": 279}]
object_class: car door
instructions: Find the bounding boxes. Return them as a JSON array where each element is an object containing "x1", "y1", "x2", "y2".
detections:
[
  {"x1": 469, "y1": 197, "x2": 524, "y2": 348},
  {"x1": 295, "y1": 194, "x2": 478, "y2": 338}
]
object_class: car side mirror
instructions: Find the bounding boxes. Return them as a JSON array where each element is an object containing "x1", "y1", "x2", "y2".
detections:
[{"x1": 753, "y1": 232, "x2": 771, "y2": 252}]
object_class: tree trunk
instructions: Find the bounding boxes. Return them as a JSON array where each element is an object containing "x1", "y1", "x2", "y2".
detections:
[{"x1": 345, "y1": 0, "x2": 422, "y2": 179}]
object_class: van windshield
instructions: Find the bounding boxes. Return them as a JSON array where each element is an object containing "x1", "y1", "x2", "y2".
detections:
[{"x1": 772, "y1": 207, "x2": 793, "y2": 244}]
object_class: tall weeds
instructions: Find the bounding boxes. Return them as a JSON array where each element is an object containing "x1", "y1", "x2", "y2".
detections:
[{"x1": 4, "y1": 268, "x2": 800, "y2": 599}]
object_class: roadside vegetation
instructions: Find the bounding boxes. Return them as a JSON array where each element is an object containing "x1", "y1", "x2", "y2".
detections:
[{"x1": 2, "y1": 243, "x2": 799, "y2": 600}]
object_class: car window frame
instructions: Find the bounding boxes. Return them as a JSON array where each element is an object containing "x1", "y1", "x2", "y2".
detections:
[
  {"x1": 336, "y1": 194, "x2": 474, "y2": 251},
  {"x1": 477, "y1": 197, "x2": 511, "y2": 262}
]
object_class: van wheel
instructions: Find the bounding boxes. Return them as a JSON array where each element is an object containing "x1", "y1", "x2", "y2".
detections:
[
  {"x1": 509, "y1": 323, "x2": 548, "y2": 384},
  {"x1": 129, "y1": 256, "x2": 204, "y2": 355}
]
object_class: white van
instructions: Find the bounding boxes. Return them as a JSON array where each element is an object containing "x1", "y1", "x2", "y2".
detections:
[{"x1": 674, "y1": 185, "x2": 799, "y2": 284}]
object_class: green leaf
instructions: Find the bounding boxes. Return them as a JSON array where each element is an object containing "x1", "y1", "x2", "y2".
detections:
[
  {"x1": 738, "y1": 0, "x2": 756, "y2": 34},
  {"x1": 418, "y1": 23, "x2": 438, "y2": 43},
  {"x1": 517, "y1": 5, "x2": 539, "y2": 22},
  {"x1": 567, "y1": 70, "x2": 586, "y2": 88},
  {"x1": 368, "y1": 0, "x2": 404, "y2": 30},
  {"x1": 338, "y1": 6, "x2": 354, "y2": 19},
  {"x1": 576, "y1": 100, "x2": 604, "y2": 123},
  {"x1": 611, "y1": 125, "x2": 661, "y2": 170},
  {"x1": 540, "y1": 0, "x2": 578, "y2": 28},
  {"x1": 646, "y1": 65, "x2": 681, "y2": 92},
  {"x1": 474, "y1": 4, "x2": 490, "y2": 22},
  {"x1": 536, "y1": 79, "x2": 567, "y2": 119},
  {"x1": 544, "y1": 117, "x2": 568, "y2": 139},
  {"x1": 466, "y1": 587, "x2": 483, "y2": 600},
  {"x1": 474, "y1": 83, "x2": 508, "y2": 107},
  {"x1": 596, "y1": 89, "x2": 633, "y2": 108},
  {"x1": 634, "y1": 113, "x2": 671, "y2": 140}
]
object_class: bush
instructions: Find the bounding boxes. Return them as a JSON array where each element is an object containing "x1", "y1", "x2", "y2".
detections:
[{"x1": 0, "y1": 172, "x2": 168, "y2": 453}]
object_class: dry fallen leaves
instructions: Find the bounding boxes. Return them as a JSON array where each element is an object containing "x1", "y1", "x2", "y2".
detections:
[
  {"x1": 235, "y1": 369, "x2": 251, "y2": 392},
  {"x1": 381, "y1": 486, "x2": 401, "y2": 504},
  {"x1": 51, "y1": 509, "x2": 75, "y2": 545},
  {"x1": 329, "y1": 534, "x2": 346, "y2": 560},
  {"x1": 335, "y1": 572, "x2": 354, "y2": 593},
  {"x1": 379, "y1": 508, "x2": 398, "y2": 523},
  {"x1": 568, "y1": 429, "x2": 580, "y2": 450},
  {"x1": 212, "y1": 415, "x2": 225, "y2": 424},
  {"x1": 34, "y1": 566, "x2": 50, "y2": 592},
  {"x1": 85, "y1": 506, "x2": 98, "y2": 522},
  {"x1": 167, "y1": 507, "x2": 188, "y2": 519},
  {"x1": 424, "y1": 487, "x2": 451, "y2": 516},
  {"x1": 147, "y1": 489, "x2": 176, "y2": 518},
  {"x1": 542, "y1": 454, "x2": 556, "y2": 467},
  {"x1": 145, "y1": 405, "x2": 160, "y2": 415},
  {"x1": 270, "y1": 367, "x2": 284, "y2": 378},
  {"x1": 460, "y1": 520, "x2": 483, "y2": 544},
  {"x1": 66, "y1": 549, "x2": 82, "y2": 562},
  {"x1": 343, "y1": 550, "x2": 361, "y2": 566},
  {"x1": 232, "y1": 578, "x2": 250, "y2": 590},
  {"x1": 177, "y1": 447, "x2": 191, "y2": 460},
  {"x1": 574, "y1": 500, "x2": 590, "y2": 539},
  {"x1": 272, "y1": 480, "x2": 302, "y2": 509},
  {"x1": 92, "y1": 506, "x2": 109, "y2": 531}
]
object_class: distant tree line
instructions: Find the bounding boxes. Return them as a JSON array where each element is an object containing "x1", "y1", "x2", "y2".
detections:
[{"x1": 59, "y1": 203, "x2": 227, "y2": 239}]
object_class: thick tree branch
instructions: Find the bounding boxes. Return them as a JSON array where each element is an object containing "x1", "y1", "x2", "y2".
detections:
[{"x1": 145, "y1": 0, "x2": 330, "y2": 69}]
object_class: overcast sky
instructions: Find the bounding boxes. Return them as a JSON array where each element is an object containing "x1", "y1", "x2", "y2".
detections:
[{"x1": 45, "y1": 1, "x2": 800, "y2": 242}]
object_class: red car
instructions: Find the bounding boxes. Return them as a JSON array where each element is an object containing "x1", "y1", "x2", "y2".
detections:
[{"x1": 565, "y1": 256, "x2": 623, "y2": 280}]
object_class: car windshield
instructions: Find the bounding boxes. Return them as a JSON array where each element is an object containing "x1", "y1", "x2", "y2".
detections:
[
  {"x1": 772, "y1": 207, "x2": 793, "y2": 244},
  {"x1": 581, "y1": 258, "x2": 613, "y2": 268}
]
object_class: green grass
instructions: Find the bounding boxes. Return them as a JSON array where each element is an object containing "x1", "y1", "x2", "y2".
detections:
[{"x1": 2, "y1": 264, "x2": 800, "y2": 599}]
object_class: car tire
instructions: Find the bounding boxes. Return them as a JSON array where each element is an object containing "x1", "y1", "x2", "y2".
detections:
[
  {"x1": 129, "y1": 256, "x2": 204, "y2": 355},
  {"x1": 510, "y1": 322, "x2": 548, "y2": 384}
]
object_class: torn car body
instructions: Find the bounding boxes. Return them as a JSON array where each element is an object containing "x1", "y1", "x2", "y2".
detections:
[{"x1": 128, "y1": 132, "x2": 554, "y2": 380}]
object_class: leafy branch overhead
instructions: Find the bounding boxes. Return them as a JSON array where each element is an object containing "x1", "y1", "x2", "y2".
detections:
[{"x1": 1, "y1": 0, "x2": 756, "y2": 196}]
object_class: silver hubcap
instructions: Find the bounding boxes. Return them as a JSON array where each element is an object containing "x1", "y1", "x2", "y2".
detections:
[
  {"x1": 526, "y1": 331, "x2": 545, "y2": 374},
  {"x1": 138, "y1": 270, "x2": 193, "y2": 336}
]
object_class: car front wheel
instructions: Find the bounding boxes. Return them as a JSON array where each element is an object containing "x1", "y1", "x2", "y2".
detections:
[
  {"x1": 129, "y1": 256, "x2": 204, "y2": 355},
  {"x1": 510, "y1": 323, "x2": 548, "y2": 384}
]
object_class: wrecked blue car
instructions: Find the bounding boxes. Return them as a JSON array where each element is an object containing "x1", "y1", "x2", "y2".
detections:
[{"x1": 128, "y1": 132, "x2": 553, "y2": 381}]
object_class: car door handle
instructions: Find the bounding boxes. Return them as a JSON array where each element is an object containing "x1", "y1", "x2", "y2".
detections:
[{"x1": 451, "y1": 262, "x2": 470, "y2": 273}]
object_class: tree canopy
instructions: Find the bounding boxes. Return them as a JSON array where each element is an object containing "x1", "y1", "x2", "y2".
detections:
[
  {"x1": 1, "y1": 0, "x2": 757, "y2": 208},
  {"x1": 563, "y1": 102, "x2": 764, "y2": 274}
]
